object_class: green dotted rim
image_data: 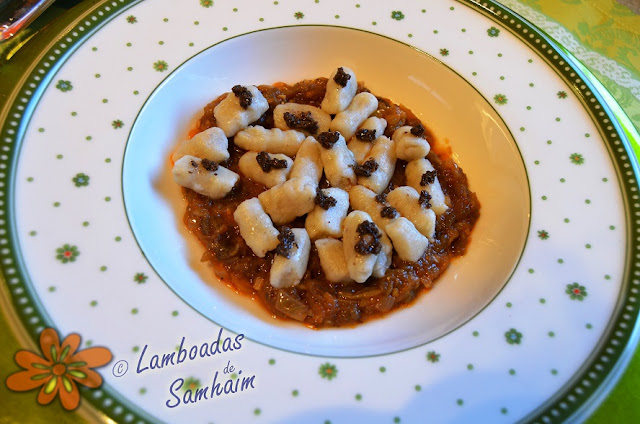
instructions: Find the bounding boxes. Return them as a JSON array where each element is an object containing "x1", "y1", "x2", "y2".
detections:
[
  {"x1": 0, "y1": 1, "x2": 158, "y2": 423},
  {"x1": 0, "y1": 0, "x2": 637, "y2": 423},
  {"x1": 462, "y1": 1, "x2": 640, "y2": 423}
]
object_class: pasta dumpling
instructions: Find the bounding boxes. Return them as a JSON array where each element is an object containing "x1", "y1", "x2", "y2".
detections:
[
  {"x1": 233, "y1": 198, "x2": 280, "y2": 258},
  {"x1": 171, "y1": 126, "x2": 229, "y2": 163},
  {"x1": 234, "y1": 126, "x2": 305, "y2": 157},
  {"x1": 356, "y1": 135, "x2": 396, "y2": 194},
  {"x1": 349, "y1": 185, "x2": 397, "y2": 232},
  {"x1": 315, "y1": 238, "x2": 353, "y2": 283},
  {"x1": 318, "y1": 131, "x2": 357, "y2": 189},
  {"x1": 385, "y1": 217, "x2": 429, "y2": 262},
  {"x1": 238, "y1": 151, "x2": 293, "y2": 188},
  {"x1": 321, "y1": 66, "x2": 358, "y2": 115},
  {"x1": 270, "y1": 228, "x2": 311, "y2": 288},
  {"x1": 289, "y1": 136, "x2": 323, "y2": 184},
  {"x1": 347, "y1": 117, "x2": 388, "y2": 164},
  {"x1": 342, "y1": 211, "x2": 382, "y2": 283},
  {"x1": 305, "y1": 187, "x2": 349, "y2": 240},
  {"x1": 273, "y1": 103, "x2": 331, "y2": 136},
  {"x1": 214, "y1": 85, "x2": 269, "y2": 137},
  {"x1": 405, "y1": 158, "x2": 449, "y2": 215},
  {"x1": 258, "y1": 177, "x2": 317, "y2": 224},
  {"x1": 387, "y1": 186, "x2": 437, "y2": 241},
  {"x1": 329, "y1": 92, "x2": 378, "y2": 140},
  {"x1": 392, "y1": 125, "x2": 431, "y2": 161},
  {"x1": 173, "y1": 155, "x2": 238, "y2": 199}
]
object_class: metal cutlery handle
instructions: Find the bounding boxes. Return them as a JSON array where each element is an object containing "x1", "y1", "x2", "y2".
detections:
[{"x1": 0, "y1": 0, "x2": 56, "y2": 42}]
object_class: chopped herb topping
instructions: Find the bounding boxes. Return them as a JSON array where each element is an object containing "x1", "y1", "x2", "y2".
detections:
[
  {"x1": 410, "y1": 123, "x2": 425, "y2": 137},
  {"x1": 231, "y1": 85, "x2": 253, "y2": 109},
  {"x1": 275, "y1": 227, "x2": 296, "y2": 258},
  {"x1": 420, "y1": 170, "x2": 437, "y2": 186},
  {"x1": 355, "y1": 128, "x2": 377, "y2": 142},
  {"x1": 256, "y1": 151, "x2": 288, "y2": 173},
  {"x1": 353, "y1": 158, "x2": 379, "y2": 177},
  {"x1": 283, "y1": 111, "x2": 319, "y2": 134},
  {"x1": 315, "y1": 188, "x2": 337, "y2": 210},
  {"x1": 419, "y1": 190, "x2": 432, "y2": 208},
  {"x1": 333, "y1": 67, "x2": 351, "y2": 87},
  {"x1": 374, "y1": 192, "x2": 387, "y2": 204},
  {"x1": 354, "y1": 220, "x2": 382, "y2": 255},
  {"x1": 201, "y1": 158, "x2": 219, "y2": 172},
  {"x1": 317, "y1": 131, "x2": 341, "y2": 149},
  {"x1": 380, "y1": 206, "x2": 398, "y2": 218}
]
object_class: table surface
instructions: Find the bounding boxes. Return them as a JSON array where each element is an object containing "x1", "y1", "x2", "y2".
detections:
[{"x1": 0, "y1": 0, "x2": 638, "y2": 423}]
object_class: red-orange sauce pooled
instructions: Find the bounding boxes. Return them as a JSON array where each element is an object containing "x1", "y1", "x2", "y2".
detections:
[{"x1": 180, "y1": 78, "x2": 480, "y2": 328}]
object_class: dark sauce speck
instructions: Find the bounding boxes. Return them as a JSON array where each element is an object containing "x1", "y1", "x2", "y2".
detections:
[
  {"x1": 283, "y1": 111, "x2": 319, "y2": 134},
  {"x1": 420, "y1": 170, "x2": 437, "y2": 186},
  {"x1": 410, "y1": 123, "x2": 425, "y2": 137},
  {"x1": 381, "y1": 206, "x2": 398, "y2": 218},
  {"x1": 256, "y1": 151, "x2": 288, "y2": 173},
  {"x1": 374, "y1": 192, "x2": 387, "y2": 203},
  {"x1": 355, "y1": 128, "x2": 377, "y2": 142},
  {"x1": 355, "y1": 220, "x2": 382, "y2": 255},
  {"x1": 419, "y1": 190, "x2": 432, "y2": 209},
  {"x1": 315, "y1": 188, "x2": 337, "y2": 210},
  {"x1": 275, "y1": 227, "x2": 296, "y2": 258},
  {"x1": 317, "y1": 131, "x2": 341, "y2": 149},
  {"x1": 201, "y1": 158, "x2": 219, "y2": 172},
  {"x1": 333, "y1": 67, "x2": 351, "y2": 87},
  {"x1": 353, "y1": 158, "x2": 379, "y2": 177},
  {"x1": 232, "y1": 85, "x2": 253, "y2": 109}
]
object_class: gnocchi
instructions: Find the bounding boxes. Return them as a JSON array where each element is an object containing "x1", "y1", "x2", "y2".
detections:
[
  {"x1": 214, "y1": 85, "x2": 269, "y2": 137},
  {"x1": 342, "y1": 211, "x2": 381, "y2": 283},
  {"x1": 405, "y1": 158, "x2": 449, "y2": 215},
  {"x1": 238, "y1": 151, "x2": 293, "y2": 188},
  {"x1": 258, "y1": 177, "x2": 317, "y2": 225},
  {"x1": 347, "y1": 117, "x2": 388, "y2": 164},
  {"x1": 392, "y1": 125, "x2": 431, "y2": 161},
  {"x1": 356, "y1": 135, "x2": 396, "y2": 194},
  {"x1": 270, "y1": 228, "x2": 311, "y2": 288},
  {"x1": 387, "y1": 186, "x2": 437, "y2": 241},
  {"x1": 234, "y1": 126, "x2": 306, "y2": 156},
  {"x1": 273, "y1": 103, "x2": 331, "y2": 136},
  {"x1": 233, "y1": 198, "x2": 280, "y2": 258},
  {"x1": 318, "y1": 131, "x2": 357, "y2": 189},
  {"x1": 329, "y1": 92, "x2": 378, "y2": 140},
  {"x1": 289, "y1": 136, "x2": 323, "y2": 184},
  {"x1": 385, "y1": 217, "x2": 429, "y2": 262},
  {"x1": 321, "y1": 66, "x2": 358, "y2": 115},
  {"x1": 315, "y1": 238, "x2": 353, "y2": 283},
  {"x1": 173, "y1": 155, "x2": 238, "y2": 199},
  {"x1": 171, "y1": 126, "x2": 229, "y2": 163},
  {"x1": 305, "y1": 187, "x2": 350, "y2": 240}
]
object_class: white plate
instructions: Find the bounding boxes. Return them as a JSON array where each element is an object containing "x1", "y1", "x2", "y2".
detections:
[
  {"x1": 123, "y1": 25, "x2": 530, "y2": 358},
  {"x1": 2, "y1": 0, "x2": 639, "y2": 423}
]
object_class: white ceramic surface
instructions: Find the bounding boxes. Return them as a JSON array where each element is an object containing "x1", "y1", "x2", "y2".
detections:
[{"x1": 123, "y1": 26, "x2": 530, "y2": 357}]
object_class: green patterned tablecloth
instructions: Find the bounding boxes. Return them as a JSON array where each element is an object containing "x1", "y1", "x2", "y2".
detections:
[{"x1": 0, "y1": 0, "x2": 638, "y2": 422}]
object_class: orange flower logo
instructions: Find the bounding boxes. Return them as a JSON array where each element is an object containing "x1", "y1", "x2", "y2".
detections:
[{"x1": 5, "y1": 327, "x2": 112, "y2": 410}]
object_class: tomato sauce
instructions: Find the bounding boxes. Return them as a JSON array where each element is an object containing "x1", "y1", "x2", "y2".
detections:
[{"x1": 181, "y1": 78, "x2": 480, "y2": 328}]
